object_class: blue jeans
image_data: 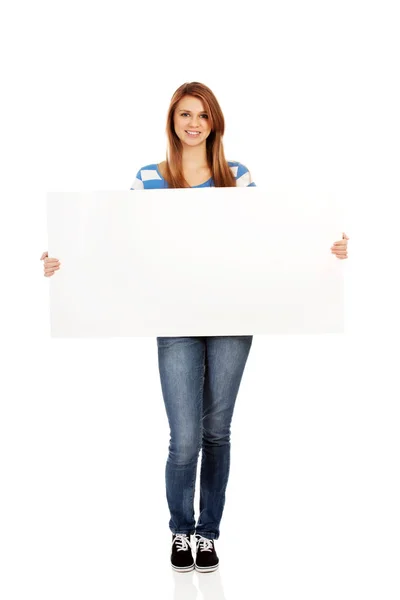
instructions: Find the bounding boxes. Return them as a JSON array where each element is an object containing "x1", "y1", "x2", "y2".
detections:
[{"x1": 157, "y1": 335, "x2": 253, "y2": 540}]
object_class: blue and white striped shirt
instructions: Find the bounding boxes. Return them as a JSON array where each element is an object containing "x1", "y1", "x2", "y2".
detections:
[{"x1": 130, "y1": 160, "x2": 256, "y2": 189}]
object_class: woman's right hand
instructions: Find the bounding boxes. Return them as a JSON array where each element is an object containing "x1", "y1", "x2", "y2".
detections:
[{"x1": 40, "y1": 251, "x2": 61, "y2": 277}]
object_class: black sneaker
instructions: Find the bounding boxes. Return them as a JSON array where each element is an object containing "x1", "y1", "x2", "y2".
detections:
[
  {"x1": 194, "y1": 534, "x2": 219, "y2": 573},
  {"x1": 171, "y1": 533, "x2": 195, "y2": 572}
]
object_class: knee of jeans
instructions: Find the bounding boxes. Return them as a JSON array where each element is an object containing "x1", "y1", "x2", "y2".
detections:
[
  {"x1": 168, "y1": 438, "x2": 201, "y2": 465},
  {"x1": 202, "y1": 430, "x2": 231, "y2": 446}
]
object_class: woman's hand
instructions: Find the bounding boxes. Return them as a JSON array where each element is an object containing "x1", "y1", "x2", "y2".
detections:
[
  {"x1": 331, "y1": 233, "x2": 349, "y2": 259},
  {"x1": 40, "y1": 251, "x2": 61, "y2": 277}
]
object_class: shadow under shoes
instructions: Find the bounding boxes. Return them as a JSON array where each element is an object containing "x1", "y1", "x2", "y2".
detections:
[{"x1": 171, "y1": 533, "x2": 195, "y2": 572}]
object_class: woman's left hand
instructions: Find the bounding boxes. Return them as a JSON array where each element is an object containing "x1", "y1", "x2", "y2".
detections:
[{"x1": 331, "y1": 232, "x2": 349, "y2": 259}]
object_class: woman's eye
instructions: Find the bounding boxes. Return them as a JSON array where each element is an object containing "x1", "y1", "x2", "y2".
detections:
[{"x1": 181, "y1": 113, "x2": 208, "y2": 118}]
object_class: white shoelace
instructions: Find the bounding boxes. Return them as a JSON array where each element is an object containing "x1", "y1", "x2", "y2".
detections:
[
  {"x1": 172, "y1": 534, "x2": 191, "y2": 552},
  {"x1": 195, "y1": 534, "x2": 213, "y2": 552}
]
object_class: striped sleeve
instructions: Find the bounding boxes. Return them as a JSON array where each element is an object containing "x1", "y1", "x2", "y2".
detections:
[
  {"x1": 130, "y1": 169, "x2": 144, "y2": 190},
  {"x1": 235, "y1": 163, "x2": 256, "y2": 187}
]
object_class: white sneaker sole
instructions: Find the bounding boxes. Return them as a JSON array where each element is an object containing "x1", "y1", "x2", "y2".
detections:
[
  {"x1": 171, "y1": 562, "x2": 195, "y2": 572},
  {"x1": 195, "y1": 562, "x2": 219, "y2": 573}
]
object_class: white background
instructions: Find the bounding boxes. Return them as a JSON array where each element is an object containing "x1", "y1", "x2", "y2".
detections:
[{"x1": 1, "y1": 1, "x2": 399, "y2": 599}]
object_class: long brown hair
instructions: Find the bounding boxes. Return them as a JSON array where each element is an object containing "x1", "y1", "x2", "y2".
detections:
[{"x1": 163, "y1": 82, "x2": 236, "y2": 188}]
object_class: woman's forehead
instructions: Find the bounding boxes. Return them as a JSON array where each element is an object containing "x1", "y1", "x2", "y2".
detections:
[{"x1": 176, "y1": 96, "x2": 207, "y2": 112}]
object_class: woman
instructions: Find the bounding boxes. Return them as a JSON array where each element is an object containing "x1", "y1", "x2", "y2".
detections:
[{"x1": 41, "y1": 82, "x2": 349, "y2": 574}]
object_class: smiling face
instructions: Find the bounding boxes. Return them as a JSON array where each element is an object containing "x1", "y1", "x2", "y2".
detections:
[{"x1": 173, "y1": 95, "x2": 212, "y2": 147}]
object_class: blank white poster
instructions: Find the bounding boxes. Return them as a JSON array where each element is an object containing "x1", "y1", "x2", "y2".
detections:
[{"x1": 46, "y1": 187, "x2": 344, "y2": 337}]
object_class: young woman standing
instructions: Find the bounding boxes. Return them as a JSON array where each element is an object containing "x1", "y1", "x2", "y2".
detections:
[{"x1": 41, "y1": 81, "x2": 349, "y2": 573}]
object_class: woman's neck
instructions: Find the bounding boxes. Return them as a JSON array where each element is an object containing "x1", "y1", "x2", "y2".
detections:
[{"x1": 181, "y1": 144, "x2": 209, "y2": 171}]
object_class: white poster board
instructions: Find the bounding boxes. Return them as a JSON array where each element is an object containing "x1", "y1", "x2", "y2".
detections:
[{"x1": 46, "y1": 187, "x2": 344, "y2": 337}]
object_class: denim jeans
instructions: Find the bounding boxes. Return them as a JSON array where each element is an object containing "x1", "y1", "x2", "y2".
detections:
[{"x1": 156, "y1": 335, "x2": 253, "y2": 540}]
